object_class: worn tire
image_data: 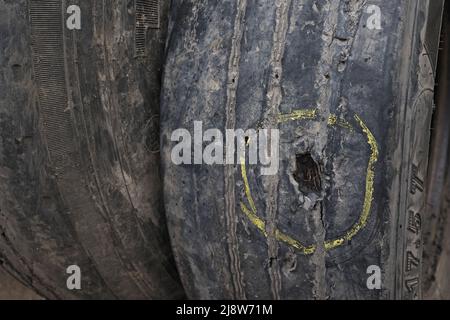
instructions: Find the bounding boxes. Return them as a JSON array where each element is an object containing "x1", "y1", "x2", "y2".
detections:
[
  {"x1": 0, "y1": 0, "x2": 183, "y2": 299},
  {"x1": 423, "y1": 2, "x2": 450, "y2": 299},
  {"x1": 161, "y1": 0, "x2": 444, "y2": 299}
]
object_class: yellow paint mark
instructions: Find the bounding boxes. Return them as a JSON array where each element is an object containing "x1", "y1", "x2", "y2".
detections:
[
  {"x1": 240, "y1": 202, "x2": 315, "y2": 254},
  {"x1": 277, "y1": 109, "x2": 317, "y2": 123},
  {"x1": 240, "y1": 109, "x2": 379, "y2": 254},
  {"x1": 327, "y1": 114, "x2": 353, "y2": 131},
  {"x1": 240, "y1": 156, "x2": 257, "y2": 214},
  {"x1": 240, "y1": 202, "x2": 266, "y2": 235},
  {"x1": 323, "y1": 115, "x2": 378, "y2": 250}
]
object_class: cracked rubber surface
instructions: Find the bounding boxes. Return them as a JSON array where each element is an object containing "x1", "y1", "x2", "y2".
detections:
[
  {"x1": 0, "y1": 0, "x2": 183, "y2": 299},
  {"x1": 161, "y1": 0, "x2": 444, "y2": 299}
]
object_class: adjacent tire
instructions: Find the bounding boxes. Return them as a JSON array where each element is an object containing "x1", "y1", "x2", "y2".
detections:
[
  {"x1": 0, "y1": 0, "x2": 183, "y2": 299},
  {"x1": 423, "y1": 1, "x2": 450, "y2": 299}
]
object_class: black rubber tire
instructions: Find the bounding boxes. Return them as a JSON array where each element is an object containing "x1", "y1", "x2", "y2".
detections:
[
  {"x1": 0, "y1": 0, "x2": 183, "y2": 299},
  {"x1": 424, "y1": 159, "x2": 450, "y2": 299},
  {"x1": 423, "y1": 2, "x2": 450, "y2": 299},
  {"x1": 161, "y1": 0, "x2": 445, "y2": 299}
]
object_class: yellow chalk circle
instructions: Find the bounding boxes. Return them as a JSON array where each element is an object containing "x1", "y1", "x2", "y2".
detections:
[{"x1": 240, "y1": 109, "x2": 379, "y2": 255}]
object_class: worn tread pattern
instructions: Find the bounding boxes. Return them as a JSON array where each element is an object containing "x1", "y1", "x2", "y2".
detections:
[
  {"x1": 161, "y1": 0, "x2": 443, "y2": 299},
  {"x1": 0, "y1": 0, "x2": 183, "y2": 299}
]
